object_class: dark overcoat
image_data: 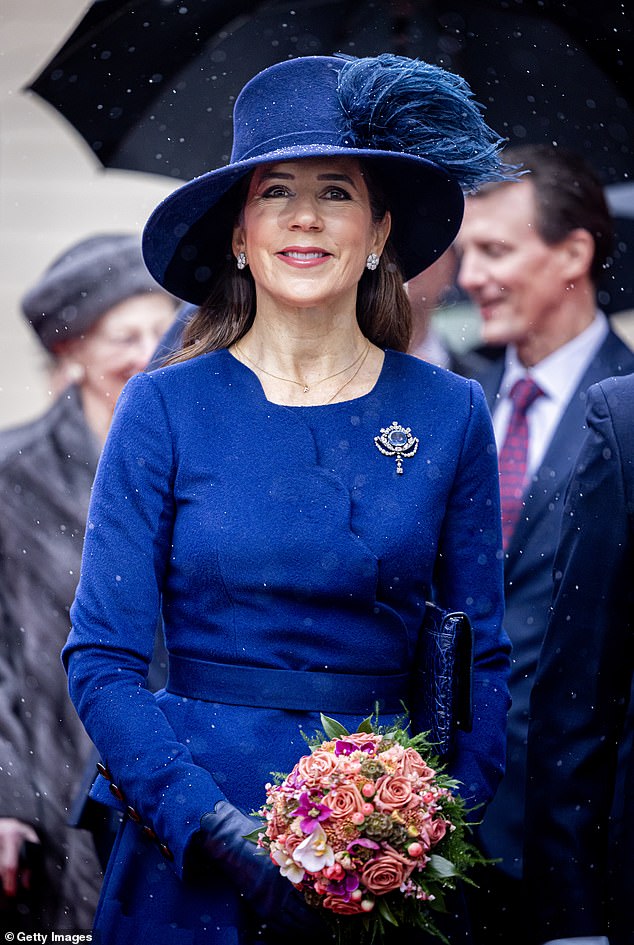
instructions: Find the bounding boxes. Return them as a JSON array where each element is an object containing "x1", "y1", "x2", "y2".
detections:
[
  {"x1": 0, "y1": 386, "x2": 102, "y2": 927},
  {"x1": 526, "y1": 373, "x2": 634, "y2": 945}
]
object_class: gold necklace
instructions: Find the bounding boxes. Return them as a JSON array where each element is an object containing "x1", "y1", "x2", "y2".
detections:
[
  {"x1": 326, "y1": 341, "x2": 372, "y2": 403},
  {"x1": 234, "y1": 341, "x2": 370, "y2": 393}
]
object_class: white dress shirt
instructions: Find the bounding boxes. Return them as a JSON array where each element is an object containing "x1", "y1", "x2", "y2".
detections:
[{"x1": 493, "y1": 312, "x2": 609, "y2": 477}]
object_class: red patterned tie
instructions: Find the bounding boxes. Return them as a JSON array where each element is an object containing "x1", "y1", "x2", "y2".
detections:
[{"x1": 498, "y1": 378, "x2": 543, "y2": 549}]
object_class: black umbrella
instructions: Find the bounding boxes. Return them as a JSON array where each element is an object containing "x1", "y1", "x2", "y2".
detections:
[
  {"x1": 28, "y1": 0, "x2": 633, "y2": 184},
  {"x1": 27, "y1": 0, "x2": 633, "y2": 312}
]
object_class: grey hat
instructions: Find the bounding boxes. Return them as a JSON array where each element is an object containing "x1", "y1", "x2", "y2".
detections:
[{"x1": 21, "y1": 233, "x2": 165, "y2": 352}]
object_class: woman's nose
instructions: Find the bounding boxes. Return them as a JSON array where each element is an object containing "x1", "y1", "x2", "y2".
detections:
[
  {"x1": 140, "y1": 333, "x2": 165, "y2": 368},
  {"x1": 286, "y1": 196, "x2": 322, "y2": 229},
  {"x1": 124, "y1": 332, "x2": 165, "y2": 370}
]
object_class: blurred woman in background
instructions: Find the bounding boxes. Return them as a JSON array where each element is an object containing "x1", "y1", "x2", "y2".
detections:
[{"x1": 0, "y1": 233, "x2": 176, "y2": 930}]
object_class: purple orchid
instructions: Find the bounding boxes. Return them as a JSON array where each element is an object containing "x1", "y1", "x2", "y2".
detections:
[
  {"x1": 327, "y1": 872, "x2": 360, "y2": 900},
  {"x1": 296, "y1": 791, "x2": 332, "y2": 833},
  {"x1": 334, "y1": 739, "x2": 376, "y2": 756}
]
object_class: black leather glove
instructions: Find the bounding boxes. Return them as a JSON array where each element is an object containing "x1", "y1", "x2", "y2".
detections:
[{"x1": 186, "y1": 800, "x2": 332, "y2": 942}]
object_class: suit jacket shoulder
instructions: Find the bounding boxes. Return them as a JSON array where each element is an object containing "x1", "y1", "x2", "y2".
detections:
[{"x1": 589, "y1": 371, "x2": 634, "y2": 508}]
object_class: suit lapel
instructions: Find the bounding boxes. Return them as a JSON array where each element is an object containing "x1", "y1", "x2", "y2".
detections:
[{"x1": 507, "y1": 330, "x2": 634, "y2": 559}]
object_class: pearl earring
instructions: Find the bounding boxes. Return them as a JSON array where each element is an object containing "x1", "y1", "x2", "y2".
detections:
[
  {"x1": 236, "y1": 251, "x2": 247, "y2": 270},
  {"x1": 366, "y1": 253, "x2": 380, "y2": 271}
]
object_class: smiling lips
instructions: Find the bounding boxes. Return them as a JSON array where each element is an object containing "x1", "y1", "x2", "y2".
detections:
[
  {"x1": 277, "y1": 246, "x2": 332, "y2": 267},
  {"x1": 478, "y1": 297, "x2": 504, "y2": 320}
]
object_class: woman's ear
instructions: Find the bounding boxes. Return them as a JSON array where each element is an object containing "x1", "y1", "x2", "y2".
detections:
[
  {"x1": 232, "y1": 224, "x2": 245, "y2": 260},
  {"x1": 50, "y1": 338, "x2": 87, "y2": 385},
  {"x1": 372, "y1": 210, "x2": 392, "y2": 256},
  {"x1": 51, "y1": 337, "x2": 80, "y2": 360}
]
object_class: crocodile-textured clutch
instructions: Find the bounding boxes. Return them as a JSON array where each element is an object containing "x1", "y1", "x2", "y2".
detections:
[{"x1": 412, "y1": 602, "x2": 474, "y2": 758}]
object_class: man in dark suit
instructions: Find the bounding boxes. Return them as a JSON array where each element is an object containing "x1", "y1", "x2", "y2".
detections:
[
  {"x1": 454, "y1": 144, "x2": 634, "y2": 943},
  {"x1": 525, "y1": 373, "x2": 634, "y2": 945}
]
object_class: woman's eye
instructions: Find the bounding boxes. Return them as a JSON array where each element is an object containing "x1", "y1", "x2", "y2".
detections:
[
  {"x1": 323, "y1": 188, "x2": 350, "y2": 200},
  {"x1": 261, "y1": 185, "x2": 291, "y2": 198}
]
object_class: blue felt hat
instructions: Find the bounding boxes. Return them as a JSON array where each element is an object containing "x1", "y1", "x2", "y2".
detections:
[{"x1": 143, "y1": 54, "x2": 510, "y2": 304}]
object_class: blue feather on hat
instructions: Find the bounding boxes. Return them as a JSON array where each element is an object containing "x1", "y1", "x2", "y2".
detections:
[{"x1": 336, "y1": 53, "x2": 514, "y2": 192}]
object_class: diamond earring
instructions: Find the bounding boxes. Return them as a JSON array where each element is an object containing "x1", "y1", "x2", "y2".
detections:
[
  {"x1": 366, "y1": 253, "x2": 380, "y2": 271},
  {"x1": 236, "y1": 251, "x2": 247, "y2": 270}
]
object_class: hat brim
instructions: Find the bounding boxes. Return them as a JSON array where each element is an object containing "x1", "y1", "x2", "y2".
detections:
[{"x1": 142, "y1": 146, "x2": 464, "y2": 304}]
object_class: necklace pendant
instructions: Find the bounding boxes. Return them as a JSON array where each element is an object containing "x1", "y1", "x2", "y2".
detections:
[{"x1": 303, "y1": 385, "x2": 310, "y2": 393}]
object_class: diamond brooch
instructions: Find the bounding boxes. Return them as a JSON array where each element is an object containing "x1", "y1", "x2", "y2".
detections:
[{"x1": 374, "y1": 421, "x2": 419, "y2": 475}]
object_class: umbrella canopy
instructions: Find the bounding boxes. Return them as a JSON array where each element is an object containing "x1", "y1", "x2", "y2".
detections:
[
  {"x1": 27, "y1": 0, "x2": 633, "y2": 312},
  {"x1": 28, "y1": 0, "x2": 633, "y2": 184}
]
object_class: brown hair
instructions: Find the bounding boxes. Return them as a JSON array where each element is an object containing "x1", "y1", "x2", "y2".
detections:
[
  {"x1": 473, "y1": 144, "x2": 613, "y2": 286},
  {"x1": 166, "y1": 162, "x2": 412, "y2": 364}
]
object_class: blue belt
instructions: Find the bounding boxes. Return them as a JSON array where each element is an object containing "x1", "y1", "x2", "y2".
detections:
[{"x1": 166, "y1": 654, "x2": 410, "y2": 714}]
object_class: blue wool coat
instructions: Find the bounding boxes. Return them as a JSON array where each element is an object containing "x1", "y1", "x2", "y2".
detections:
[{"x1": 63, "y1": 348, "x2": 510, "y2": 944}]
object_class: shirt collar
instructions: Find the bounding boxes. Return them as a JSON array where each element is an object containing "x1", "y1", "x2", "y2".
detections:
[{"x1": 501, "y1": 311, "x2": 609, "y2": 405}]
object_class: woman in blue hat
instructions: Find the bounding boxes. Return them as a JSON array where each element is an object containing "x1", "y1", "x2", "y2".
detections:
[{"x1": 63, "y1": 54, "x2": 512, "y2": 944}]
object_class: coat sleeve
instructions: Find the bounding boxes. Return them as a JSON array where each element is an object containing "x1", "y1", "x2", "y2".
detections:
[
  {"x1": 63, "y1": 373, "x2": 227, "y2": 878},
  {"x1": 0, "y1": 568, "x2": 40, "y2": 826},
  {"x1": 524, "y1": 380, "x2": 634, "y2": 941},
  {"x1": 433, "y1": 379, "x2": 511, "y2": 815}
]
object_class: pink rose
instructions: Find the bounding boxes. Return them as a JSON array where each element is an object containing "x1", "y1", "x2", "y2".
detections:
[
  {"x1": 423, "y1": 816, "x2": 448, "y2": 847},
  {"x1": 282, "y1": 832, "x2": 303, "y2": 857},
  {"x1": 360, "y1": 846, "x2": 415, "y2": 894},
  {"x1": 322, "y1": 894, "x2": 366, "y2": 915},
  {"x1": 297, "y1": 749, "x2": 338, "y2": 786},
  {"x1": 401, "y1": 793, "x2": 423, "y2": 814},
  {"x1": 413, "y1": 811, "x2": 448, "y2": 849},
  {"x1": 376, "y1": 743, "x2": 405, "y2": 769},
  {"x1": 373, "y1": 774, "x2": 414, "y2": 812},
  {"x1": 396, "y1": 748, "x2": 436, "y2": 784},
  {"x1": 323, "y1": 783, "x2": 366, "y2": 820},
  {"x1": 345, "y1": 733, "x2": 382, "y2": 749}
]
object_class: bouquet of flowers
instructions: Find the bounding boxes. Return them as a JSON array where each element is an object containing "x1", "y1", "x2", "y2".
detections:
[{"x1": 249, "y1": 714, "x2": 486, "y2": 943}]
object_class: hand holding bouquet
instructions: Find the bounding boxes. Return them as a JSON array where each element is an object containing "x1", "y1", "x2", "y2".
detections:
[{"x1": 250, "y1": 714, "x2": 486, "y2": 942}]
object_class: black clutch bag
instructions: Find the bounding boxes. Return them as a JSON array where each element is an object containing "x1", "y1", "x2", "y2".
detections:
[{"x1": 411, "y1": 602, "x2": 474, "y2": 758}]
